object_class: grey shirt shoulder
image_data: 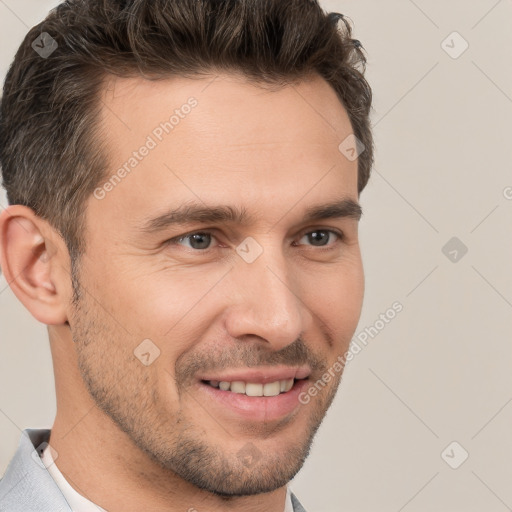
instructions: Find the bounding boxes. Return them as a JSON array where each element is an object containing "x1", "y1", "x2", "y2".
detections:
[{"x1": 0, "y1": 429, "x2": 71, "y2": 512}]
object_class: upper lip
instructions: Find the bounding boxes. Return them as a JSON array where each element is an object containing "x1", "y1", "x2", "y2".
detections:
[{"x1": 197, "y1": 365, "x2": 311, "y2": 385}]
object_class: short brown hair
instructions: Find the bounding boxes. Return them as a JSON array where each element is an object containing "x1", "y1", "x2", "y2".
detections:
[{"x1": 0, "y1": 0, "x2": 373, "y2": 266}]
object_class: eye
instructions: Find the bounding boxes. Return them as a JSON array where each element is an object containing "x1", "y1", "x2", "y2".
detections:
[
  {"x1": 295, "y1": 229, "x2": 342, "y2": 247},
  {"x1": 170, "y1": 232, "x2": 216, "y2": 250},
  {"x1": 166, "y1": 228, "x2": 343, "y2": 252}
]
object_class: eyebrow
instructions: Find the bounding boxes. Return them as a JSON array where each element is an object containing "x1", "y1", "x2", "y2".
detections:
[{"x1": 138, "y1": 198, "x2": 362, "y2": 235}]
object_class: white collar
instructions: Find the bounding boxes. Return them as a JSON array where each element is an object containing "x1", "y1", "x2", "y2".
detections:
[{"x1": 41, "y1": 442, "x2": 107, "y2": 511}]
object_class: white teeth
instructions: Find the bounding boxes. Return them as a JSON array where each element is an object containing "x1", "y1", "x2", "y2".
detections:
[
  {"x1": 263, "y1": 381, "x2": 281, "y2": 396},
  {"x1": 245, "y1": 383, "x2": 263, "y2": 397},
  {"x1": 230, "y1": 381, "x2": 246, "y2": 394},
  {"x1": 284, "y1": 378, "x2": 294, "y2": 392},
  {"x1": 219, "y1": 381, "x2": 230, "y2": 391},
  {"x1": 208, "y1": 378, "x2": 296, "y2": 396}
]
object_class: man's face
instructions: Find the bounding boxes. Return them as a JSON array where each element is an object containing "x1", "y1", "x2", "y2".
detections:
[{"x1": 69, "y1": 73, "x2": 364, "y2": 496}]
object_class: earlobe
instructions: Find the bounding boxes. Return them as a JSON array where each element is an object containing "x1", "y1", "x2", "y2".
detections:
[{"x1": 0, "y1": 205, "x2": 70, "y2": 325}]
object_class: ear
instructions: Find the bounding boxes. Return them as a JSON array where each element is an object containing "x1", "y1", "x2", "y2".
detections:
[{"x1": 0, "y1": 205, "x2": 71, "y2": 325}]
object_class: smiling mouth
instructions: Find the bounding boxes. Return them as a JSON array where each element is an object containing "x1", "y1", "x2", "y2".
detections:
[{"x1": 201, "y1": 378, "x2": 307, "y2": 397}]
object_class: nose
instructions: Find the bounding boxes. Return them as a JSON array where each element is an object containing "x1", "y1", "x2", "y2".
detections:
[{"x1": 223, "y1": 247, "x2": 313, "y2": 351}]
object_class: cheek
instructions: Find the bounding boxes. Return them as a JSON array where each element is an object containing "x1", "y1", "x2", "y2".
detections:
[
  {"x1": 123, "y1": 271, "x2": 228, "y2": 381},
  {"x1": 97, "y1": 261, "x2": 224, "y2": 338},
  {"x1": 307, "y1": 261, "x2": 364, "y2": 348},
  {"x1": 146, "y1": 270, "x2": 228, "y2": 336}
]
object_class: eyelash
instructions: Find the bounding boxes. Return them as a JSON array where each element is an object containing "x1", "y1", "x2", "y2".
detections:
[{"x1": 165, "y1": 228, "x2": 344, "y2": 252}]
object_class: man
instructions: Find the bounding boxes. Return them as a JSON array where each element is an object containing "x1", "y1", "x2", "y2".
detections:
[{"x1": 0, "y1": 0, "x2": 373, "y2": 510}]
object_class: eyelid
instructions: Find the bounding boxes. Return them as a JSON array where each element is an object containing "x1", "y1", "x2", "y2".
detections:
[
  {"x1": 295, "y1": 227, "x2": 344, "y2": 247},
  {"x1": 297, "y1": 226, "x2": 344, "y2": 239},
  {"x1": 166, "y1": 230, "x2": 221, "y2": 249}
]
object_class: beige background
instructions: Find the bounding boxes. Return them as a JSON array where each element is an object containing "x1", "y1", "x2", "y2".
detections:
[{"x1": 1, "y1": 1, "x2": 511, "y2": 511}]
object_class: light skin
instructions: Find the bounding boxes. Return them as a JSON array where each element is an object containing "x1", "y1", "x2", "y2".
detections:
[{"x1": 0, "y1": 72, "x2": 364, "y2": 512}]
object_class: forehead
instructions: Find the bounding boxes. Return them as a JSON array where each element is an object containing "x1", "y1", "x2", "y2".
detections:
[
  {"x1": 88, "y1": 73, "x2": 358, "y2": 236},
  {"x1": 100, "y1": 72, "x2": 351, "y2": 141}
]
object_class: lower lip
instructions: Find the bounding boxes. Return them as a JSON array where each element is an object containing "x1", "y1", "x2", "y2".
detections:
[{"x1": 196, "y1": 379, "x2": 310, "y2": 423}]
